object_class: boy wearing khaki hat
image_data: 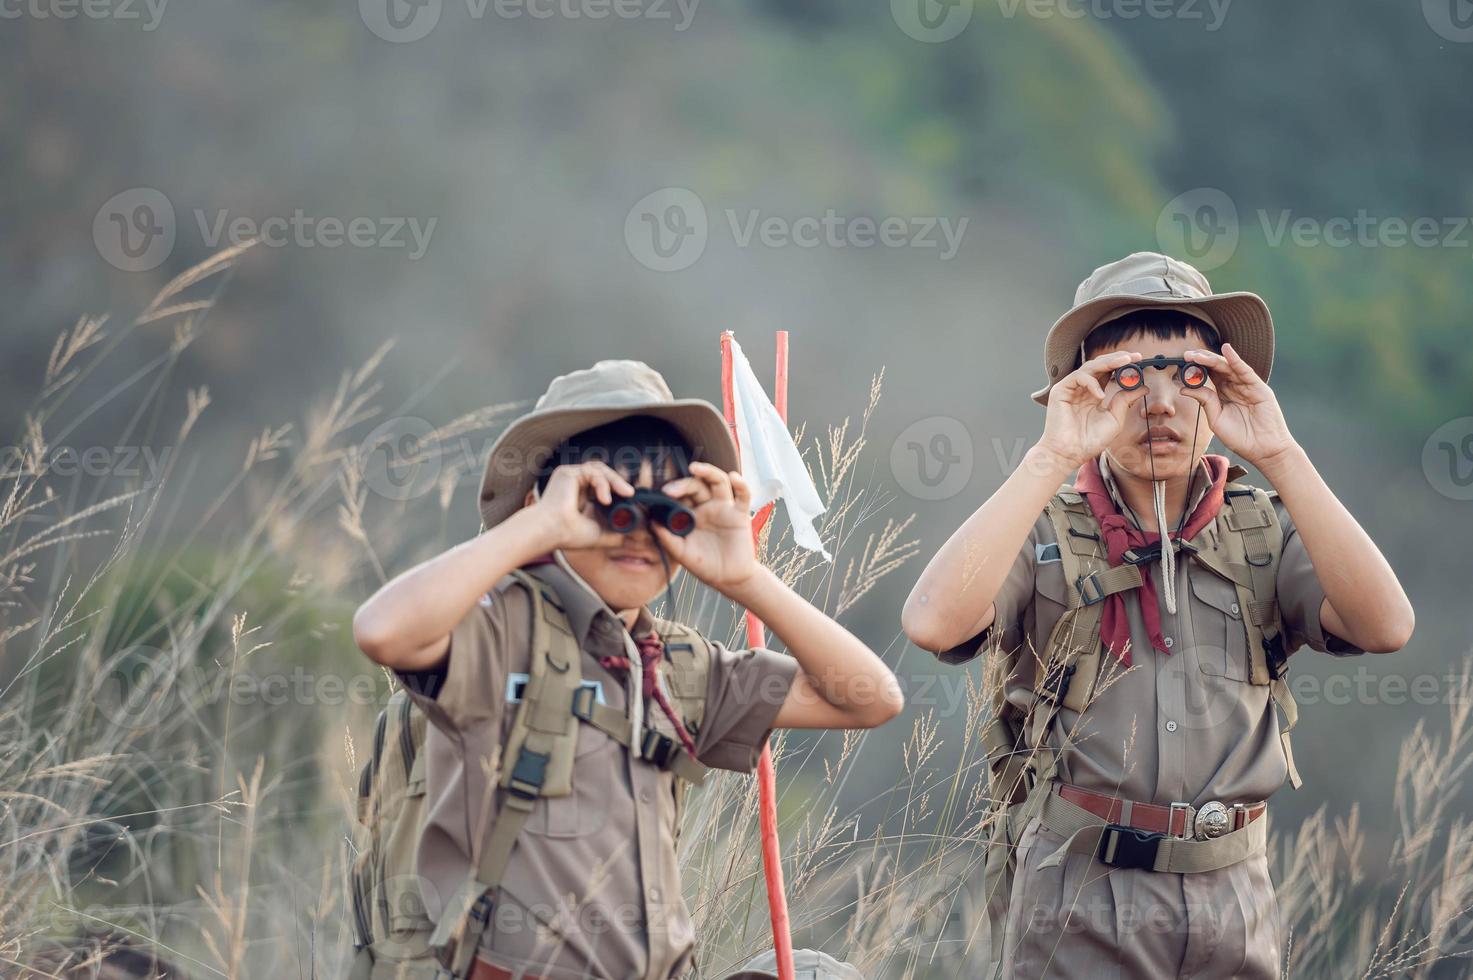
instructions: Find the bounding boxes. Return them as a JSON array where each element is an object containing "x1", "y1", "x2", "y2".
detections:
[
  {"x1": 354, "y1": 359, "x2": 903, "y2": 980},
  {"x1": 904, "y1": 252, "x2": 1413, "y2": 977}
]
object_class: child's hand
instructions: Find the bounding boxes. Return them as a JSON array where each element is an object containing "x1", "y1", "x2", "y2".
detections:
[
  {"x1": 1180, "y1": 343, "x2": 1297, "y2": 468},
  {"x1": 533, "y1": 461, "x2": 637, "y2": 551},
  {"x1": 1036, "y1": 350, "x2": 1149, "y2": 470},
  {"x1": 654, "y1": 461, "x2": 760, "y2": 594}
]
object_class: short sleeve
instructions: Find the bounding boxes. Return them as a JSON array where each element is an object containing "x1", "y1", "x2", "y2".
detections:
[
  {"x1": 691, "y1": 640, "x2": 800, "y2": 773},
  {"x1": 1274, "y1": 502, "x2": 1364, "y2": 657},
  {"x1": 393, "y1": 589, "x2": 512, "y2": 735},
  {"x1": 932, "y1": 517, "x2": 1041, "y2": 666}
]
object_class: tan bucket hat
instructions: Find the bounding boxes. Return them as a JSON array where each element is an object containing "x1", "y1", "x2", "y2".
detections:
[
  {"x1": 476, "y1": 359, "x2": 739, "y2": 531},
  {"x1": 1030, "y1": 251, "x2": 1274, "y2": 406}
]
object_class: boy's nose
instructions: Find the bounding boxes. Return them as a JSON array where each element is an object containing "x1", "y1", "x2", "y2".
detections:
[{"x1": 1144, "y1": 381, "x2": 1178, "y2": 417}]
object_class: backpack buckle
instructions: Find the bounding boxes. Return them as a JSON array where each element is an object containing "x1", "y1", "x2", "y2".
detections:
[
  {"x1": 640, "y1": 729, "x2": 678, "y2": 769},
  {"x1": 1096, "y1": 824, "x2": 1163, "y2": 870},
  {"x1": 570, "y1": 684, "x2": 597, "y2": 722},
  {"x1": 507, "y1": 748, "x2": 549, "y2": 800},
  {"x1": 1036, "y1": 662, "x2": 1076, "y2": 705},
  {"x1": 1264, "y1": 633, "x2": 1289, "y2": 680},
  {"x1": 1076, "y1": 573, "x2": 1108, "y2": 606}
]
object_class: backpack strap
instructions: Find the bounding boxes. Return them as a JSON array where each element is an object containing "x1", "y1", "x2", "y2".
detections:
[
  {"x1": 430, "y1": 568, "x2": 583, "y2": 979},
  {"x1": 1192, "y1": 484, "x2": 1302, "y2": 790},
  {"x1": 429, "y1": 572, "x2": 712, "y2": 978},
  {"x1": 979, "y1": 490, "x2": 1120, "y2": 967}
]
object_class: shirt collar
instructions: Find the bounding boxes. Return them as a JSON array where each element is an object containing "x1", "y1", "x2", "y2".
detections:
[{"x1": 525, "y1": 553, "x2": 657, "y2": 644}]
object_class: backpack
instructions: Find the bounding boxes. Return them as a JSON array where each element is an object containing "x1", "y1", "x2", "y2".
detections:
[
  {"x1": 344, "y1": 568, "x2": 714, "y2": 980},
  {"x1": 976, "y1": 477, "x2": 1301, "y2": 969}
]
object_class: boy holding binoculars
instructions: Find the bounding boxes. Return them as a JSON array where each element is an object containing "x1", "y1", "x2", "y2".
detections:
[
  {"x1": 353, "y1": 358, "x2": 902, "y2": 980},
  {"x1": 905, "y1": 251, "x2": 1413, "y2": 978}
]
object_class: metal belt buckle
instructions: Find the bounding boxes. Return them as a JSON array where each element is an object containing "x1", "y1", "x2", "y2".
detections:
[
  {"x1": 1168, "y1": 801, "x2": 1195, "y2": 840},
  {"x1": 1195, "y1": 800, "x2": 1231, "y2": 840}
]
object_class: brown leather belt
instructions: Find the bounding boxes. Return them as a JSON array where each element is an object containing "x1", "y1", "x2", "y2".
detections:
[
  {"x1": 1057, "y1": 783, "x2": 1266, "y2": 841},
  {"x1": 470, "y1": 957, "x2": 548, "y2": 980}
]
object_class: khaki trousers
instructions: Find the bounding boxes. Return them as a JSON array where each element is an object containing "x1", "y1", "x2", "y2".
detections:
[{"x1": 999, "y1": 816, "x2": 1282, "y2": 979}]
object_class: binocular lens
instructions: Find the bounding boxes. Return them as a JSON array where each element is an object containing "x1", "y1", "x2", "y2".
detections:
[
  {"x1": 607, "y1": 503, "x2": 639, "y2": 531},
  {"x1": 596, "y1": 490, "x2": 697, "y2": 538},
  {"x1": 1111, "y1": 358, "x2": 1209, "y2": 392}
]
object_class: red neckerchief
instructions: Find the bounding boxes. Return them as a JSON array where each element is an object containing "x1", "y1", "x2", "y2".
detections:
[{"x1": 1072, "y1": 454, "x2": 1230, "y2": 665}]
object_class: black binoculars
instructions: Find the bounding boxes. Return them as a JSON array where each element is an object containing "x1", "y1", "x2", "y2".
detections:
[
  {"x1": 1113, "y1": 356, "x2": 1209, "y2": 392},
  {"x1": 596, "y1": 488, "x2": 697, "y2": 537}
]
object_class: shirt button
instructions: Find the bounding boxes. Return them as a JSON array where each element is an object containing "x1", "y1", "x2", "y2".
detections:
[
  {"x1": 1165, "y1": 719, "x2": 1178, "y2": 733},
  {"x1": 1164, "y1": 636, "x2": 1174, "y2": 649},
  {"x1": 640, "y1": 789, "x2": 652, "y2": 804},
  {"x1": 1230, "y1": 602, "x2": 1240, "y2": 615},
  {"x1": 649, "y1": 887, "x2": 661, "y2": 902}
]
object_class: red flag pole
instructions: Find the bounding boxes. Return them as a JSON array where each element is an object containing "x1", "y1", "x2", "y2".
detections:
[{"x1": 719, "y1": 330, "x2": 795, "y2": 980}]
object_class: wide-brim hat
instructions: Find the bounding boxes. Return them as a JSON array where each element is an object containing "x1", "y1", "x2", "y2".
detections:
[
  {"x1": 1030, "y1": 251, "x2": 1274, "y2": 406},
  {"x1": 477, "y1": 359, "x2": 739, "y2": 531}
]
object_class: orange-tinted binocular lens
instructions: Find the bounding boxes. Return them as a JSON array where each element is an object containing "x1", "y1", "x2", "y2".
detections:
[{"x1": 1114, "y1": 357, "x2": 1209, "y2": 392}]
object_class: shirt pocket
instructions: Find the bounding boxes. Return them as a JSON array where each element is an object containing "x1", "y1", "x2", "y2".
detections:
[
  {"x1": 527, "y1": 715, "x2": 621, "y2": 839},
  {"x1": 1191, "y1": 571, "x2": 1252, "y2": 683}
]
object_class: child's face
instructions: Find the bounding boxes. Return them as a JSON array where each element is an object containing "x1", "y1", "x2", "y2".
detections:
[
  {"x1": 556, "y1": 455, "x2": 682, "y2": 614},
  {"x1": 1092, "y1": 328, "x2": 1219, "y2": 481}
]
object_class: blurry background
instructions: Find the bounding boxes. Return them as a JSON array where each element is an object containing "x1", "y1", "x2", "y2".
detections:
[{"x1": 4, "y1": 0, "x2": 1473, "y2": 976}]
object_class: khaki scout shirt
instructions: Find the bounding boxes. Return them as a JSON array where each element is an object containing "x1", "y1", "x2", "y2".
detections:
[
  {"x1": 939, "y1": 460, "x2": 1366, "y2": 808},
  {"x1": 397, "y1": 559, "x2": 798, "y2": 980}
]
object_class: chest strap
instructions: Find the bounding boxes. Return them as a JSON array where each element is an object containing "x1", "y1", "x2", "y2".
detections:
[{"x1": 571, "y1": 685, "x2": 709, "y2": 786}]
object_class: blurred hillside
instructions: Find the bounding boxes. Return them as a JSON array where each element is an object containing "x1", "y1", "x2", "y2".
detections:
[{"x1": 4, "y1": 2, "x2": 1473, "y2": 971}]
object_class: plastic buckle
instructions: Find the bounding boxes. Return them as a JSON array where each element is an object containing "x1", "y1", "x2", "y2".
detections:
[
  {"x1": 570, "y1": 684, "x2": 596, "y2": 722},
  {"x1": 1264, "y1": 633, "x2": 1289, "y2": 680},
  {"x1": 1122, "y1": 542, "x2": 1163, "y2": 566},
  {"x1": 640, "y1": 729, "x2": 677, "y2": 769},
  {"x1": 1076, "y1": 574, "x2": 1108, "y2": 606},
  {"x1": 1037, "y1": 662, "x2": 1076, "y2": 704},
  {"x1": 507, "y1": 748, "x2": 549, "y2": 800},
  {"x1": 1097, "y1": 824, "x2": 1163, "y2": 870}
]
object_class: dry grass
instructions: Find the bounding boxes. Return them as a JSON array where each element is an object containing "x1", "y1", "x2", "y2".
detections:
[{"x1": 1, "y1": 249, "x2": 1466, "y2": 979}]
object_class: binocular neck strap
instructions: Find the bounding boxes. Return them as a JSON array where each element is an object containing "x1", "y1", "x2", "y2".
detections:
[{"x1": 1143, "y1": 399, "x2": 1205, "y2": 615}]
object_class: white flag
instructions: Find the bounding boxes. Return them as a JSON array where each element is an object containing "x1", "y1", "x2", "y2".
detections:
[{"x1": 727, "y1": 335, "x2": 832, "y2": 561}]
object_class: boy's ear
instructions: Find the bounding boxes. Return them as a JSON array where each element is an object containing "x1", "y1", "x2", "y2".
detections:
[{"x1": 523, "y1": 487, "x2": 537, "y2": 508}]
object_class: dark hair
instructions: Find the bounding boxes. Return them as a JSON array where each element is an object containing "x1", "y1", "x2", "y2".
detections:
[
  {"x1": 534, "y1": 415, "x2": 694, "y2": 494},
  {"x1": 1081, "y1": 309, "x2": 1222, "y2": 363}
]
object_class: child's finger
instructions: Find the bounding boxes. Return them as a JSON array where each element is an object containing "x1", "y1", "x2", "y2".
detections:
[
  {"x1": 589, "y1": 460, "x2": 635, "y2": 497},
  {"x1": 1105, "y1": 384, "x2": 1146, "y2": 421},
  {"x1": 729, "y1": 470, "x2": 752, "y2": 509}
]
